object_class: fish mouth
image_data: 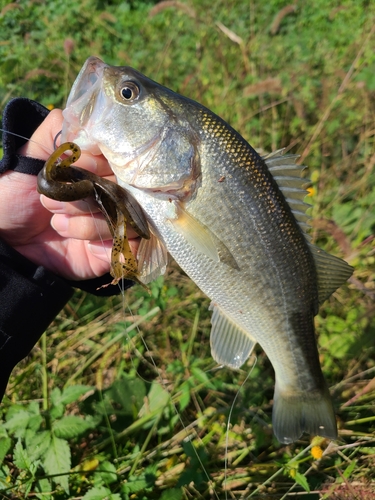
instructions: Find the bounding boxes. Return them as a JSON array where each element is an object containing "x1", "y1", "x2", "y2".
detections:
[
  {"x1": 66, "y1": 56, "x2": 106, "y2": 107},
  {"x1": 61, "y1": 57, "x2": 108, "y2": 152}
]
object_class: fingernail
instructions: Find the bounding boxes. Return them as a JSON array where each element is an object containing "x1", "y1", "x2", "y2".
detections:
[{"x1": 40, "y1": 196, "x2": 67, "y2": 213}]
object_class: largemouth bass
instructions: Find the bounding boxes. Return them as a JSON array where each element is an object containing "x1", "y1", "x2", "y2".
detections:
[{"x1": 61, "y1": 56, "x2": 353, "y2": 444}]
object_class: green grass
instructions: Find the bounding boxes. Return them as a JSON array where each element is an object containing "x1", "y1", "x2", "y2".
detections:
[{"x1": 1, "y1": 0, "x2": 375, "y2": 498}]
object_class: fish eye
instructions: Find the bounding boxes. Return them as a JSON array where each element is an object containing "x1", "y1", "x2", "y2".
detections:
[{"x1": 119, "y1": 82, "x2": 140, "y2": 101}]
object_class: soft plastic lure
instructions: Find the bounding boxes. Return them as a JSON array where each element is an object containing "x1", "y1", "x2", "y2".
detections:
[{"x1": 37, "y1": 142, "x2": 150, "y2": 285}]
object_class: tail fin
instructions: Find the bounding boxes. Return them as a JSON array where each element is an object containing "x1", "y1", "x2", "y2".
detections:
[{"x1": 272, "y1": 383, "x2": 337, "y2": 444}]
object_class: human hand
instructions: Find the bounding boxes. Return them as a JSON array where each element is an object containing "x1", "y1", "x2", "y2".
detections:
[{"x1": 0, "y1": 109, "x2": 140, "y2": 280}]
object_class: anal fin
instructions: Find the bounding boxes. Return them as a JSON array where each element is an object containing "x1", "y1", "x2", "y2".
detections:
[{"x1": 209, "y1": 303, "x2": 256, "y2": 369}]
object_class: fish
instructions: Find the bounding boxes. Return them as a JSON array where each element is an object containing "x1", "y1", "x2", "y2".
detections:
[{"x1": 61, "y1": 56, "x2": 353, "y2": 444}]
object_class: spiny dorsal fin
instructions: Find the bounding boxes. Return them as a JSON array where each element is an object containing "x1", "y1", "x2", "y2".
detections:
[
  {"x1": 209, "y1": 303, "x2": 257, "y2": 369},
  {"x1": 263, "y1": 149, "x2": 312, "y2": 234}
]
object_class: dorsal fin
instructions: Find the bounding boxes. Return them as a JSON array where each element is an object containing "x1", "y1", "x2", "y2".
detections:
[
  {"x1": 263, "y1": 149, "x2": 312, "y2": 234},
  {"x1": 263, "y1": 149, "x2": 353, "y2": 301}
]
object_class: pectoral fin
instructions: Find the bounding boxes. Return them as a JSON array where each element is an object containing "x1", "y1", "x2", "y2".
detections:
[
  {"x1": 209, "y1": 303, "x2": 256, "y2": 369},
  {"x1": 137, "y1": 231, "x2": 169, "y2": 284},
  {"x1": 170, "y1": 202, "x2": 239, "y2": 269}
]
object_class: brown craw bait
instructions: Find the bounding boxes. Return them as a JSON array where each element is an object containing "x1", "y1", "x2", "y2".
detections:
[{"x1": 37, "y1": 142, "x2": 150, "y2": 286}]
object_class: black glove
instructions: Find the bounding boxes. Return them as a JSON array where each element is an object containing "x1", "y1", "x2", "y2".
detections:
[{"x1": 0, "y1": 98, "x2": 133, "y2": 295}]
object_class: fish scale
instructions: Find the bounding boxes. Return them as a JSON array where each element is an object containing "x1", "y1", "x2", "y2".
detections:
[{"x1": 61, "y1": 56, "x2": 353, "y2": 444}]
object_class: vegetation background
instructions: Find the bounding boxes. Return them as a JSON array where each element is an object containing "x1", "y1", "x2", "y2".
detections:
[{"x1": 0, "y1": 0, "x2": 375, "y2": 498}]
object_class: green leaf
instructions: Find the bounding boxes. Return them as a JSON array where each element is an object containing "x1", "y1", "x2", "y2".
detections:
[
  {"x1": 49, "y1": 403, "x2": 65, "y2": 420},
  {"x1": 43, "y1": 435, "x2": 71, "y2": 493},
  {"x1": 121, "y1": 466, "x2": 156, "y2": 495},
  {"x1": 293, "y1": 471, "x2": 310, "y2": 492},
  {"x1": 178, "y1": 381, "x2": 191, "y2": 412},
  {"x1": 50, "y1": 388, "x2": 65, "y2": 419},
  {"x1": 177, "y1": 442, "x2": 206, "y2": 487},
  {"x1": 84, "y1": 413, "x2": 103, "y2": 429},
  {"x1": 13, "y1": 439, "x2": 32, "y2": 470},
  {"x1": 26, "y1": 431, "x2": 52, "y2": 462},
  {"x1": 343, "y1": 460, "x2": 357, "y2": 479},
  {"x1": 27, "y1": 414, "x2": 43, "y2": 433},
  {"x1": 160, "y1": 488, "x2": 183, "y2": 500},
  {"x1": 139, "y1": 381, "x2": 170, "y2": 416},
  {"x1": 52, "y1": 416, "x2": 94, "y2": 439},
  {"x1": 319, "y1": 327, "x2": 356, "y2": 359},
  {"x1": 60, "y1": 385, "x2": 93, "y2": 405},
  {"x1": 82, "y1": 486, "x2": 121, "y2": 500},
  {"x1": 122, "y1": 475, "x2": 150, "y2": 494},
  {"x1": 191, "y1": 367, "x2": 215, "y2": 389},
  {"x1": 50, "y1": 387, "x2": 62, "y2": 406},
  {"x1": 0, "y1": 434, "x2": 11, "y2": 465},
  {"x1": 105, "y1": 377, "x2": 146, "y2": 415},
  {"x1": 4, "y1": 411, "x2": 31, "y2": 438},
  {"x1": 176, "y1": 466, "x2": 204, "y2": 488},
  {"x1": 93, "y1": 460, "x2": 118, "y2": 486},
  {"x1": 35, "y1": 477, "x2": 52, "y2": 499},
  {"x1": 27, "y1": 401, "x2": 41, "y2": 415}
]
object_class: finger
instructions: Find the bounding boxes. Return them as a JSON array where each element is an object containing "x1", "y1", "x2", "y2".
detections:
[
  {"x1": 51, "y1": 213, "x2": 113, "y2": 241},
  {"x1": 41, "y1": 195, "x2": 102, "y2": 215},
  {"x1": 51, "y1": 213, "x2": 141, "y2": 241},
  {"x1": 18, "y1": 109, "x2": 64, "y2": 160}
]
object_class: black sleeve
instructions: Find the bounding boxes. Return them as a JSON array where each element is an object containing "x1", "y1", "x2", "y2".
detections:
[
  {"x1": 0, "y1": 240, "x2": 74, "y2": 400},
  {"x1": 0, "y1": 98, "x2": 133, "y2": 400}
]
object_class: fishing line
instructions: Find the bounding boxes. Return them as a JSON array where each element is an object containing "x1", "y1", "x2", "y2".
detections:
[
  {"x1": 223, "y1": 356, "x2": 257, "y2": 500},
  {"x1": 0, "y1": 128, "x2": 55, "y2": 157},
  {"x1": 85, "y1": 201, "x2": 217, "y2": 493},
  {"x1": 1, "y1": 127, "x2": 221, "y2": 498},
  {"x1": 125, "y1": 297, "x2": 221, "y2": 500},
  {"x1": 92, "y1": 236, "x2": 222, "y2": 498},
  {"x1": 90, "y1": 224, "x2": 222, "y2": 497},
  {"x1": 86, "y1": 188, "x2": 163, "y2": 387}
]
